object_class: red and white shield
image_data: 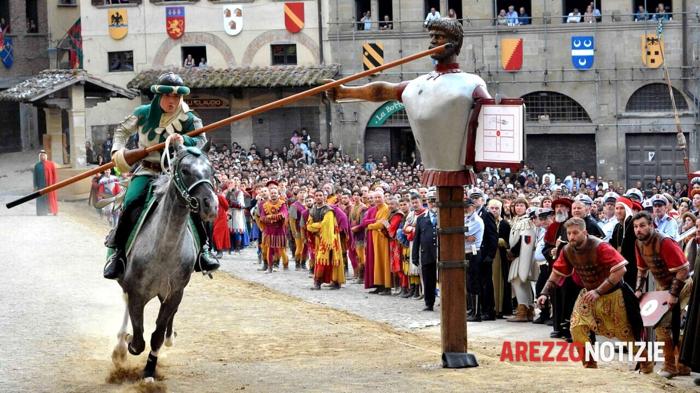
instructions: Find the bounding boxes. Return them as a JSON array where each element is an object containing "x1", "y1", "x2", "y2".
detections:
[{"x1": 639, "y1": 291, "x2": 671, "y2": 327}]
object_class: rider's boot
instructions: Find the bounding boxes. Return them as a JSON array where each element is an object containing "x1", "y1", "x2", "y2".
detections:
[
  {"x1": 103, "y1": 204, "x2": 139, "y2": 280},
  {"x1": 192, "y1": 216, "x2": 220, "y2": 273}
]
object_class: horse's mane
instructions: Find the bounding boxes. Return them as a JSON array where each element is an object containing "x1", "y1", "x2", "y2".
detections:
[{"x1": 152, "y1": 174, "x2": 172, "y2": 198}]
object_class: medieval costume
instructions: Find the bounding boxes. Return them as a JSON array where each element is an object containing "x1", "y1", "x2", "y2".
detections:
[
  {"x1": 507, "y1": 212, "x2": 537, "y2": 321},
  {"x1": 103, "y1": 72, "x2": 219, "y2": 279},
  {"x1": 543, "y1": 198, "x2": 577, "y2": 339},
  {"x1": 402, "y1": 206, "x2": 425, "y2": 298},
  {"x1": 635, "y1": 229, "x2": 693, "y2": 377},
  {"x1": 348, "y1": 201, "x2": 368, "y2": 283},
  {"x1": 260, "y1": 197, "x2": 289, "y2": 272},
  {"x1": 493, "y1": 213, "x2": 512, "y2": 317},
  {"x1": 359, "y1": 204, "x2": 378, "y2": 289},
  {"x1": 609, "y1": 197, "x2": 637, "y2": 287},
  {"x1": 33, "y1": 150, "x2": 58, "y2": 216},
  {"x1": 227, "y1": 186, "x2": 248, "y2": 252},
  {"x1": 307, "y1": 204, "x2": 345, "y2": 289},
  {"x1": 388, "y1": 208, "x2": 408, "y2": 294},
  {"x1": 543, "y1": 235, "x2": 650, "y2": 370},
  {"x1": 212, "y1": 192, "x2": 231, "y2": 255},
  {"x1": 332, "y1": 204, "x2": 351, "y2": 275},
  {"x1": 368, "y1": 200, "x2": 392, "y2": 293},
  {"x1": 289, "y1": 198, "x2": 308, "y2": 269},
  {"x1": 680, "y1": 236, "x2": 700, "y2": 380},
  {"x1": 302, "y1": 203, "x2": 315, "y2": 272}
]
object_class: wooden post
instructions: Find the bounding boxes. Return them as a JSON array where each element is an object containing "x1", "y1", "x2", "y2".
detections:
[{"x1": 437, "y1": 186, "x2": 477, "y2": 367}]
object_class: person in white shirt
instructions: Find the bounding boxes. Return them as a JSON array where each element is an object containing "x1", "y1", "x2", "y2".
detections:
[
  {"x1": 424, "y1": 7, "x2": 441, "y2": 27},
  {"x1": 652, "y1": 194, "x2": 679, "y2": 239},
  {"x1": 567, "y1": 8, "x2": 582, "y2": 23},
  {"x1": 541, "y1": 165, "x2": 556, "y2": 186},
  {"x1": 598, "y1": 192, "x2": 619, "y2": 241},
  {"x1": 465, "y1": 198, "x2": 485, "y2": 321}
]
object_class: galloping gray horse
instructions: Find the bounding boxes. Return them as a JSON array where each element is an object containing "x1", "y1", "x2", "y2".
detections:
[{"x1": 111, "y1": 142, "x2": 218, "y2": 382}]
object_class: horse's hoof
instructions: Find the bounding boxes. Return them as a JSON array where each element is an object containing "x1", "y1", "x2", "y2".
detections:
[
  {"x1": 143, "y1": 377, "x2": 154, "y2": 384},
  {"x1": 128, "y1": 341, "x2": 145, "y2": 356}
]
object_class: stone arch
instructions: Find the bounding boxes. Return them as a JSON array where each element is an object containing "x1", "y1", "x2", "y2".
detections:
[
  {"x1": 152, "y1": 32, "x2": 237, "y2": 68},
  {"x1": 625, "y1": 83, "x2": 689, "y2": 112},
  {"x1": 242, "y1": 30, "x2": 319, "y2": 65},
  {"x1": 520, "y1": 91, "x2": 592, "y2": 122}
]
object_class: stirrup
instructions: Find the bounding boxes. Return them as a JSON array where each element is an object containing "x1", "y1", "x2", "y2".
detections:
[{"x1": 104, "y1": 250, "x2": 125, "y2": 279}]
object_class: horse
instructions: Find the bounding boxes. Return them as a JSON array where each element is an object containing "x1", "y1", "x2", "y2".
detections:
[{"x1": 111, "y1": 141, "x2": 218, "y2": 382}]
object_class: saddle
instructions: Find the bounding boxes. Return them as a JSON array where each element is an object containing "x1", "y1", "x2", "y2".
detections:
[{"x1": 124, "y1": 184, "x2": 200, "y2": 257}]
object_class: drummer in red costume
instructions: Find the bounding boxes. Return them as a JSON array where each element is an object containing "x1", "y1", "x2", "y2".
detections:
[{"x1": 632, "y1": 211, "x2": 693, "y2": 378}]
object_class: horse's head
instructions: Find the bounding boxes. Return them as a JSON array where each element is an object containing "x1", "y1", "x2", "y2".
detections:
[{"x1": 170, "y1": 143, "x2": 218, "y2": 222}]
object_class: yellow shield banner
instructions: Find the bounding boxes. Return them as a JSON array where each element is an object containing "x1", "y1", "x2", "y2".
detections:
[
  {"x1": 641, "y1": 34, "x2": 663, "y2": 68},
  {"x1": 108, "y1": 9, "x2": 128, "y2": 40}
]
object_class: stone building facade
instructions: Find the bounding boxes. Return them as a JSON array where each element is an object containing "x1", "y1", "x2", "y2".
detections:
[
  {"x1": 326, "y1": 0, "x2": 700, "y2": 187},
  {"x1": 80, "y1": 0, "x2": 330, "y2": 156},
  {"x1": 0, "y1": 0, "x2": 50, "y2": 152}
]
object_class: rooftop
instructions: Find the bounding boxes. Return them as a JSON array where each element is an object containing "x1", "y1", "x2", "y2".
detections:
[
  {"x1": 0, "y1": 69, "x2": 137, "y2": 103},
  {"x1": 127, "y1": 64, "x2": 341, "y2": 91}
]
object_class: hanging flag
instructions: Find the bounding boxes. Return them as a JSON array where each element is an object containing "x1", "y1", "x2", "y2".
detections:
[
  {"x1": 362, "y1": 42, "x2": 383, "y2": 71},
  {"x1": 500, "y1": 38, "x2": 523, "y2": 71},
  {"x1": 284, "y1": 2, "x2": 304, "y2": 33},
  {"x1": 641, "y1": 34, "x2": 663, "y2": 68},
  {"x1": 223, "y1": 5, "x2": 243, "y2": 36},
  {"x1": 571, "y1": 36, "x2": 594, "y2": 70},
  {"x1": 1, "y1": 36, "x2": 13, "y2": 69},
  {"x1": 166, "y1": 6, "x2": 185, "y2": 39},
  {"x1": 108, "y1": 8, "x2": 128, "y2": 40},
  {"x1": 67, "y1": 18, "x2": 83, "y2": 69}
]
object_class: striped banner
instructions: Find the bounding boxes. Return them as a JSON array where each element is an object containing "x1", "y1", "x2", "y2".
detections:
[{"x1": 362, "y1": 42, "x2": 384, "y2": 71}]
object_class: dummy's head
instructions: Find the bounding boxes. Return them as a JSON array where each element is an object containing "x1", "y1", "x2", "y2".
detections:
[{"x1": 427, "y1": 18, "x2": 463, "y2": 60}]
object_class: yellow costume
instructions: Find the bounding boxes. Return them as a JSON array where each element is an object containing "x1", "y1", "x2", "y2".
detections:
[{"x1": 368, "y1": 203, "x2": 391, "y2": 287}]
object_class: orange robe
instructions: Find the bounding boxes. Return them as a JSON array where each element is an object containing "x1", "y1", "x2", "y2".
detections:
[{"x1": 368, "y1": 203, "x2": 391, "y2": 287}]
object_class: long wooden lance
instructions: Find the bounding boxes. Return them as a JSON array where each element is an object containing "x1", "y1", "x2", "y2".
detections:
[
  {"x1": 655, "y1": 19, "x2": 689, "y2": 174},
  {"x1": 6, "y1": 44, "x2": 449, "y2": 209}
]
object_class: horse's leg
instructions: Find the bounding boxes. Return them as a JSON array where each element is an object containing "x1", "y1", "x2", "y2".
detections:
[
  {"x1": 111, "y1": 293, "x2": 130, "y2": 367},
  {"x1": 144, "y1": 289, "x2": 184, "y2": 382},
  {"x1": 164, "y1": 314, "x2": 176, "y2": 347},
  {"x1": 127, "y1": 294, "x2": 147, "y2": 356}
]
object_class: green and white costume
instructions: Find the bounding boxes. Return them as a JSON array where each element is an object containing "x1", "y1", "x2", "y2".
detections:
[{"x1": 112, "y1": 97, "x2": 206, "y2": 210}]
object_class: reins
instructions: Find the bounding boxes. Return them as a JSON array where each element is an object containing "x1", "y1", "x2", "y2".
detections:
[{"x1": 161, "y1": 134, "x2": 214, "y2": 213}]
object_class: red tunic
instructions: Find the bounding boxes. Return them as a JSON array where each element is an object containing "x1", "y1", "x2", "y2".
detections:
[
  {"x1": 635, "y1": 237, "x2": 688, "y2": 272},
  {"x1": 388, "y1": 212, "x2": 405, "y2": 273},
  {"x1": 44, "y1": 160, "x2": 58, "y2": 215},
  {"x1": 212, "y1": 193, "x2": 231, "y2": 250},
  {"x1": 553, "y1": 241, "x2": 626, "y2": 290}
]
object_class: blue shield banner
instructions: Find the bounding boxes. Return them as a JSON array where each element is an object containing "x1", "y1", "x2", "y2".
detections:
[
  {"x1": 571, "y1": 36, "x2": 594, "y2": 70},
  {"x1": 1, "y1": 37, "x2": 13, "y2": 69}
]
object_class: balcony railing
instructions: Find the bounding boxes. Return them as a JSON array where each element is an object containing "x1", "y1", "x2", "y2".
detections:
[{"x1": 330, "y1": 11, "x2": 698, "y2": 34}]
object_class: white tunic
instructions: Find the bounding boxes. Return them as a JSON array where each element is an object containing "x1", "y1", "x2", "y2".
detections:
[{"x1": 401, "y1": 72, "x2": 487, "y2": 172}]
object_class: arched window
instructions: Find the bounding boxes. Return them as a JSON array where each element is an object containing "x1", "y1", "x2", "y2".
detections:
[
  {"x1": 625, "y1": 83, "x2": 688, "y2": 112},
  {"x1": 521, "y1": 91, "x2": 592, "y2": 122}
]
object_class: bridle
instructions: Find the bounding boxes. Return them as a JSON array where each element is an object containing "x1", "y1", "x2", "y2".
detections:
[{"x1": 161, "y1": 135, "x2": 214, "y2": 213}]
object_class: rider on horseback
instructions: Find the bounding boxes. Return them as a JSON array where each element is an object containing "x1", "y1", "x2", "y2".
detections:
[{"x1": 103, "y1": 72, "x2": 220, "y2": 279}]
